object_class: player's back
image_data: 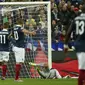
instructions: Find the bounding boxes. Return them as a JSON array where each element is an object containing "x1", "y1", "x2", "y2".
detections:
[
  {"x1": 74, "y1": 13, "x2": 85, "y2": 52},
  {"x1": 0, "y1": 28, "x2": 9, "y2": 51},
  {"x1": 13, "y1": 25, "x2": 25, "y2": 48}
]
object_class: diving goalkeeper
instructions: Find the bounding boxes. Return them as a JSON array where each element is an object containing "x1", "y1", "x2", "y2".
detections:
[{"x1": 29, "y1": 62, "x2": 62, "y2": 79}]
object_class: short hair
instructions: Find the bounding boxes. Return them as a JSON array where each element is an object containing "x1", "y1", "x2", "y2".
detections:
[
  {"x1": 16, "y1": 18, "x2": 23, "y2": 25},
  {"x1": 3, "y1": 22, "x2": 9, "y2": 29},
  {"x1": 82, "y1": 4, "x2": 85, "y2": 13}
]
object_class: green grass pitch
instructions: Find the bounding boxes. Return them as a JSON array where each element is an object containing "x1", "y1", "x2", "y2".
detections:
[{"x1": 0, "y1": 78, "x2": 77, "y2": 85}]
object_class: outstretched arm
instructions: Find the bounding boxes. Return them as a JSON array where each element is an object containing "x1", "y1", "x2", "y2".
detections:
[
  {"x1": 64, "y1": 21, "x2": 73, "y2": 44},
  {"x1": 64, "y1": 20, "x2": 74, "y2": 52},
  {"x1": 22, "y1": 29, "x2": 36, "y2": 35}
]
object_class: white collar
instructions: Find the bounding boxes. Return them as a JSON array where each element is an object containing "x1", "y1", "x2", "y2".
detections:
[{"x1": 2, "y1": 29, "x2": 7, "y2": 31}]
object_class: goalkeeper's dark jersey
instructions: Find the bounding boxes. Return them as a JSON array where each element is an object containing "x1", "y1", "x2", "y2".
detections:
[
  {"x1": 0, "y1": 29, "x2": 10, "y2": 51},
  {"x1": 12, "y1": 25, "x2": 25, "y2": 48},
  {"x1": 71, "y1": 13, "x2": 85, "y2": 52}
]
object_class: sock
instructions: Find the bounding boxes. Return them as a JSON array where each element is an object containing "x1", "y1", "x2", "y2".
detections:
[
  {"x1": 15, "y1": 64, "x2": 21, "y2": 80},
  {"x1": 78, "y1": 70, "x2": 85, "y2": 85},
  {"x1": 2, "y1": 65, "x2": 7, "y2": 78}
]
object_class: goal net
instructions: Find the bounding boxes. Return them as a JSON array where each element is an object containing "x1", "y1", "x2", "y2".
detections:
[{"x1": 0, "y1": 2, "x2": 51, "y2": 78}]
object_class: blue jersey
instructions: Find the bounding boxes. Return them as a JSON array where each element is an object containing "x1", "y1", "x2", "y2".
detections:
[
  {"x1": 71, "y1": 13, "x2": 85, "y2": 52},
  {"x1": 12, "y1": 25, "x2": 25, "y2": 48},
  {"x1": 0, "y1": 29, "x2": 10, "y2": 51}
]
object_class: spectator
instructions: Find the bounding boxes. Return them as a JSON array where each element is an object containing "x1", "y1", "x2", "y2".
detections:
[
  {"x1": 74, "y1": 7, "x2": 80, "y2": 17},
  {"x1": 26, "y1": 15, "x2": 36, "y2": 26},
  {"x1": 58, "y1": 4, "x2": 70, "y2": 31},
  {"x1": 51, "y1": 20, "x2": 58, "y2": 41},
  {"x1": 79, "y1": 4, "x2": 83, "y2": 13},
  {"x1": 69, "y1": 5, "x2": 76, "y2": 19},
  {"x1": 39, "y1": 15, "x2": 47, "y2": 29},
  {"x1": 67, "y1": 1, "x2": 72, "y2": 11},
  {"x1": 51, "y1": 6, "x2": 58, "y2": 21}
]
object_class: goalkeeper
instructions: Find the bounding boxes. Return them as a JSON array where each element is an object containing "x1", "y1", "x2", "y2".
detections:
[{"x1": 29, "y1": 62, "x2": 62, "y2": 79}]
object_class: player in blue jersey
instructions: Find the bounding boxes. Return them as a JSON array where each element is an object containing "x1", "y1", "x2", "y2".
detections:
[
  {"x1": 0, "y1": 22, "x2": 10, "y2": 80},
  {"x1": 64, "y1": 4, "x2": 85, "y2": 85},
  {"x1": 12, "y1": 19, "x2": 35, "y2": 82}
]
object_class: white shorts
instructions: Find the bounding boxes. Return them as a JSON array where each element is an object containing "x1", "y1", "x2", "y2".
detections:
[
  {"x1": 77, "y1": 52, "x2": 85, "y2": 69},
  {"x1": 12, "y1": 46, "x2": 25, "y2": 63},
  {"x1": 0, "y1": 51, "x2": 9, "y2": 62}
]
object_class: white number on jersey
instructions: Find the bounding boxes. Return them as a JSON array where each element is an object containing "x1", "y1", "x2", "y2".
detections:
[
  {"x1": 0, "y1": 35, "x2": 6, "y2": 44},
  {"x1": 75, "y1": 21, "x2": 85, "y2": 35},
  {"x1": 14, "y1": 31, "x2": 19, "y2": 40}
]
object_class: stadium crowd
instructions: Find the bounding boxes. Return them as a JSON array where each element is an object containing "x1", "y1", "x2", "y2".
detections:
[
  {"x1": 51, "y1": 0, "x2": 83, "y2": 51},
  {"x1": 0, "y1": 0, "x2": 84, "y2": 51}
]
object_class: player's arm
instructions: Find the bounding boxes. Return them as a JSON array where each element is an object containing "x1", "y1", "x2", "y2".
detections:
[
  {"x1": 64, "y1": 20, "x2": 74, "y2": 52},
  {"x1": 37, "y1": 68, "x2": 47, "y2": 79},
  {"x1": 8, "y1": 31, "x2": 13, "y2": 39},
  {"x1": 22, "y1": 29, "x2": 36, "y2": 35},
  {"x1": 7, "y1": 28, "x2": 14, "y2": 40}
]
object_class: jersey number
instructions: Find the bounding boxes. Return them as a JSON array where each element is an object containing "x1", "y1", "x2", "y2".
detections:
[
  {"x1": 0, "y1": 35, "x2": 6, "y2": 44},
  {"x1": 75, "y1": 21, "x2": 84, "y2": 35},
  {"x1": 14, "y1": 31, "x2": 19, "y2": 40}
]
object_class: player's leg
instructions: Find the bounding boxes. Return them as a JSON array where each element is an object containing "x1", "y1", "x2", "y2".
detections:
[
  {"x1": 78, "y1": 70, "x2": 85, "y2": 85},
  {"x1": 0, "y1": 52, "x2": 3, "y2": 65},
  {"x1": 47, "y1": 69, "x2": 62, "y2": 79},
  {"x1": 77, "y1": 52, "x2": 85, "y2": 85},
  {"x1": 52, "y1": 69, "x2": 62, "y2": 79},
  {"x1": 1, "y1": 52, "x2": 9, "y2": 80},
  {"x1": 0, "y1": 52, "x2": 4, "y2": 79},
  {"x1": 12, "y1": 46, "x2": 25, "y2": 81}
]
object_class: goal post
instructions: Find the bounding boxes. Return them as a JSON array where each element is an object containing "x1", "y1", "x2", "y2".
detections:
[
  {"x1": 47, "y1": 2, "x2": 52, "y2": 69},
  {"x1": 0, "y1": 1, "x2": 52, "y2": 78}
]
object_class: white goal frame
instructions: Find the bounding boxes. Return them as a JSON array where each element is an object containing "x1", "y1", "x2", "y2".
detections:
[{"x1": 0, "y1": 1, "x2": 52, "y2": 69}]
